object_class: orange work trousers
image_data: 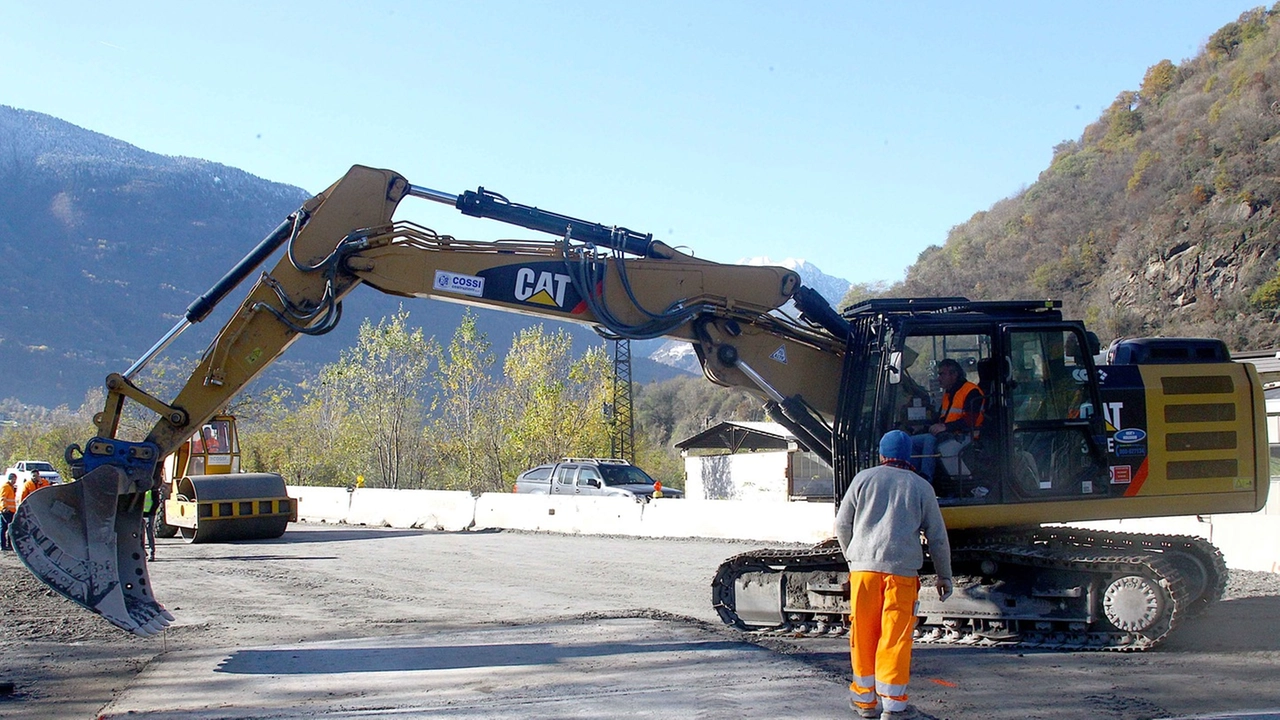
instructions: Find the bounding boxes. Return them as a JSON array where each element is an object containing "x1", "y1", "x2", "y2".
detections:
[{"x1": 848, "y1": 571, "x2": 920, "y2": 714}]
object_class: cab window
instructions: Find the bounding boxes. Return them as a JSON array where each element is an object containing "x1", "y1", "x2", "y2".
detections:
[
  {"x1": 894, "y1": 332, "x2": 993, "y2": 434},
  {"x1": 1009, "y1": 330, "x2": 1091, "y2": 423},
  {"x1": 1006, "y1": 328, "x2": 1105, "y2": 498},
  {"x1": 202, "y1": 420, "x2": 233, "y2": 453}
]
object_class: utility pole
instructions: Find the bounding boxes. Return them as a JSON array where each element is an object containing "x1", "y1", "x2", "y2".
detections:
[{"x1": 610, "y1": 339, "x2": 635, "y2": 462}]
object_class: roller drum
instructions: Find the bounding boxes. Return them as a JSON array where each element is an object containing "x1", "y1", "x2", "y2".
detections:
[{"x1": 171, "y1": 473, "x2": 294, "y2": 543}]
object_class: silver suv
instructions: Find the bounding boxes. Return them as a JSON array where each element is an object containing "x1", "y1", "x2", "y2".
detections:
[{"x1": 513, "y1": 458, "x2": 683, "y2": 499}]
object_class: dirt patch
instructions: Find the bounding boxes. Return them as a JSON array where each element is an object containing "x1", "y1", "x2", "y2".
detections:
[
  {"x1": 0, "y1": 558, "x2": 133, "y2": 642},
  {"x1": 0, "y1": 553, "x2": 159, "y2": 719}
]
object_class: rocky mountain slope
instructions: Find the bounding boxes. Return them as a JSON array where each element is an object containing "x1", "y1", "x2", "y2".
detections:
[{"x1": 893, "y1": 8, "x2": 1280, "y2": 351}]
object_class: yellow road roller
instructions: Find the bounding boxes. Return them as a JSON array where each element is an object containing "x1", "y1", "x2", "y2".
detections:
[{"x1": 158, "y1": 415, "x2": 296, "y2": 543}]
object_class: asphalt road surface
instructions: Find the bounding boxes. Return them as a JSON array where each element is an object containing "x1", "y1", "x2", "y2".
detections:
[{"x1": 2, "y1": 523, "x2": 1279, "y2": 719}]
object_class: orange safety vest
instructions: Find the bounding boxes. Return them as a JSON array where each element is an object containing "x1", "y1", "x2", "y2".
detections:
[
  {"x1": 939, "y1": 380, "x2": 984, "y2": 433},
  {"x1": 18, "y1": 475, "x2": 50, "y2": 506},
  {"x1": 1, "y1": 480, "x2": 15, "y2": 514}
]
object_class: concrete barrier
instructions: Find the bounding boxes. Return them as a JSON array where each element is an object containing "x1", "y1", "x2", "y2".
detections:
[
  {"x1": 303, "y1": 487, "x2": 834, "y2": 544},
  {"x1": 292, "y1": 484, "x2": 1280, "y2": 573},
  {"x1": 347, "y1": 488, "x2": 476, "y2": 531},
  {"x1": 473, "y1": 493, "x2": 646, "y2": 535},
  {"x1": 636, "y1": 498, "x2": 835, "y2": 544},
  {"x1": 291, "y1": 486, "x2": 476, "y2": 531},
  {"x1": 471, "y1": 494, "x2": 835, "y2": 542},
  {"x1": 290, "y1": 487, "x2": 354, "y2": 523}
]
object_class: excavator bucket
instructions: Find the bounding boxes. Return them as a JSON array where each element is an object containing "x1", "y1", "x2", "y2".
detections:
[{"x1": 11, "y1": 462, "x2": 173, "y2": 636}]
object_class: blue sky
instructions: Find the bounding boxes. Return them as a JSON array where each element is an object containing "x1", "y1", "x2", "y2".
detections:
[{"x1": 0, "y1": 1, "x2": 1255, "y2": 285}]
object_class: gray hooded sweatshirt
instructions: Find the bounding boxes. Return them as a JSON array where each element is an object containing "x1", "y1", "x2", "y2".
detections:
[{"x1": 834, "y1": 463, "x2": 953, "y2": 579}]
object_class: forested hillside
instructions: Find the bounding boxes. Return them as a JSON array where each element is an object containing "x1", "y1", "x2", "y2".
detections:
[
  {"x1": 0, "y1": 106, "x2": 310, "y2": 406},
  {"x1": 892, "y1": 7, "x2": 1280, "y2": 351}
]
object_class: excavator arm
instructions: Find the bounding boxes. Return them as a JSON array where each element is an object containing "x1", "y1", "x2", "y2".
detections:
[{"x1": 11, "y1": 165, "x2": 848, "y2": 635}]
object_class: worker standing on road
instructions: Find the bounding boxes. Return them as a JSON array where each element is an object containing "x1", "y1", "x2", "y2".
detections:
[
  {"x1": 1, "y1": 473, "x2": 17, "y2": 551},
  {"x1": 141, "y1": 486, "x2": 160, "y2": 561},
  {"x1": 835, "y1": 430, "x2": 953, "y2": 720}
]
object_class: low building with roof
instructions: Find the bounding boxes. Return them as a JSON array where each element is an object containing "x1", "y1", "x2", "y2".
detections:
[{"x1": 675, "y1": 421, "x2": 834, "y2": 502}]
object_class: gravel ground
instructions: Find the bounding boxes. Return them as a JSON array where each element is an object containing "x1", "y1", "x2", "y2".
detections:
[
  {"x1": 1, "y1": 528, "x2": 1279, "y2": 720},
  {"x1": 1221, "y1": 567, "x2": 1280, "y2": 599},
  {"x1": 5, "y1": 546, "x2": 1277, "y2": 646}
]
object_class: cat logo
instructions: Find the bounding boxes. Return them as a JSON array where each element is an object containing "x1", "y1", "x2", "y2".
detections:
[{"x1": 515, "y1": 268, "x2": 572, "y2": 308}]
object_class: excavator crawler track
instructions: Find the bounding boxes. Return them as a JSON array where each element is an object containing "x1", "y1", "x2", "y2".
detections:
[{"x1": 710, "y1": 527, "x2": 1219, "y2": 651}]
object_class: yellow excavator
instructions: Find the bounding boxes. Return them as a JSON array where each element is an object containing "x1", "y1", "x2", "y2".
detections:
[{"x1": 10, "y1": 165, "x2": 1268, "y2": 647}]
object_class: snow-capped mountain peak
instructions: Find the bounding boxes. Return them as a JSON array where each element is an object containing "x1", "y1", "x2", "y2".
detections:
[{"x1": 736, "y1": 257, "x2": 851, "y2": 306}]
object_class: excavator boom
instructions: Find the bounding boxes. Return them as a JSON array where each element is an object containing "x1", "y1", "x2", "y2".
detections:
[{"x1": 11, "y1": 165, "x2": 843, "y2": 635}]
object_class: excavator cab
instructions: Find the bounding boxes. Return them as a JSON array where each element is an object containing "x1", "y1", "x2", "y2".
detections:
[
  {"x1": 837, "y1": 298, "x2": 1110, "y2": 511},
  {"x1": 715, "y1": 297, "x2": 1261, "y2": 648}
]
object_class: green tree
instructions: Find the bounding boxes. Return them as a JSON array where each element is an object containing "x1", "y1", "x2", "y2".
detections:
[
  {"x1": 1139, "y1": 60, "x2": 1178, "y2": 105},
  {"x1": 428, "y1": 311, "x2": 498, "y2": 491},
  {"x1": 325, "y1": 308, "x2": 436, "y2": 489},
  {"x1": 1209, "y1": 22, "x2": 1244, "y2": 60},
  {"x1": 499, "y1": 326, "x2": 611, "y2": 480},
  {"x1": 0, "y1": 391, "x2": 99, "y2": 480},
  {"x1": 1207, "y1": 10, "x2": 1269, "y2": 60},
  {"x1": 238, "y1": 383, "x2": 359, "y2": 486},
  {"x1": 1101, "y1": 92, "x2": 1143, "y2": 149},
  {"x1": 1250, "y1": 263, "x2": 1280, "y2": 310}
]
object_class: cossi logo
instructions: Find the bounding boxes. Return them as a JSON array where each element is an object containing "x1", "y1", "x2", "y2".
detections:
[
  {"x1": 1114, "y1": 428, "x2": 1147, "y2": 444},
  {"x1": 433, "y1": 270, "x2": 485, "y2": 298}
]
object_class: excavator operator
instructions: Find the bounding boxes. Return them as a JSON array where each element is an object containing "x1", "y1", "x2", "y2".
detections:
[{"x1": 909, "y1": 359, "x2": 984, "y2": 482}]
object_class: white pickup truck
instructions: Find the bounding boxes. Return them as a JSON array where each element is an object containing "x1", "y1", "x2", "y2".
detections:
[{"x1": 5, "y1": 460, "x2": 62, "y2": 486}]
